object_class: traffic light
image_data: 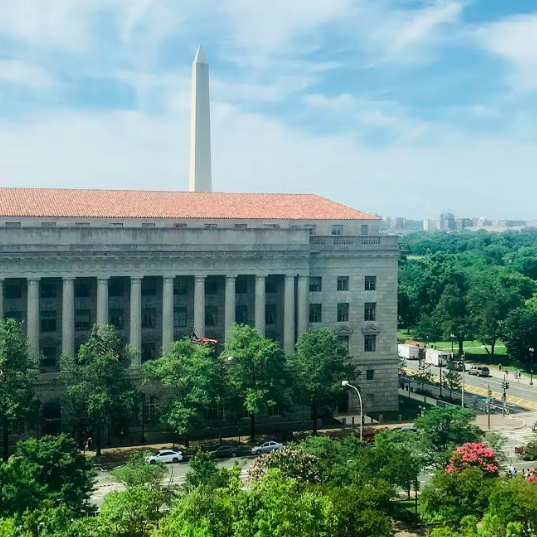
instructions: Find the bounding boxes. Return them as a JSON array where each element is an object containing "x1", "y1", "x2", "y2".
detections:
[{"x1": 502, "y1": 381, "x2": 510, "y2": 390}]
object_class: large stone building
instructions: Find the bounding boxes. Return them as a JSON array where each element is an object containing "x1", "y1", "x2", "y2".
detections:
[{"x1": 0, "y1": 47, "x2": 399, "y2": 440}]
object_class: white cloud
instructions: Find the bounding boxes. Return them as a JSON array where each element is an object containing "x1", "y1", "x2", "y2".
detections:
[
  {"x1": 0, "y1": 102, "x2": 534, "y2": 220},
  {"x1": 476, "y1": 13, "x2": 537, "y2": 92},
  {"x1": 0, "y1": 60, "x2": 57, "y2": 89}
]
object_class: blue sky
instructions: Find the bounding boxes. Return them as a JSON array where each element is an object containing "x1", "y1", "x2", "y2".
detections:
[{"x1": 0, "y1": 0, "x2": 535, "y2": 220}]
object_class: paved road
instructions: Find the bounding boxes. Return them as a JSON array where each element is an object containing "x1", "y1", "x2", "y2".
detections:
[
  {"x1": 405, "y1": 360, "x2": 537, "y2": 410},
  {"x1": 91, "y1": 456, "x2": 254, "y2": 508}
]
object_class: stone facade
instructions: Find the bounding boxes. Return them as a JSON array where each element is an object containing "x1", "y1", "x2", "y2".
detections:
[{"x1": 0, "y1": 219, "x2": 399, "y2": 439}]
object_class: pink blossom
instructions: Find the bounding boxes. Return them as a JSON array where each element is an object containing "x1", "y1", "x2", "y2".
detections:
[{"x1": 445, "y1": 442, "x2": 499, "y2": 476}]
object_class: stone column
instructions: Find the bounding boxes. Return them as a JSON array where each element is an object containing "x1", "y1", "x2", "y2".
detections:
[
  {"x1": 283, "y1": 275, "x2": 295, "y2": 354},
  {"x1": 255, "y1": 275, "x2": 266, "y2": 337},
  {"x1": 62, "y1": 277, "x2": 75, "y2": 357},
  {"x1": 224, "y1": 276, "x2": 236, "y2": 339},
  {"x1": 194, "y1": 276, "x2": 205, "y2": 337},
  {"x1": 27, "y1": 278, "x2": 40, "y2": 358},
  {"x1": 297, "y1": 275, "x2": 309, "y2": 338},
  {"x1": 162, "y1": 276, "x2": 175, "y2": 352},
  {"x1": 0, "y1": 279, "x2": 4, "y2": 321},
  {"x1": 130, "y1": 277, "x2": 142, "y2": 365},
  {"x1": 96, "y1": 277, "x2": 109, "y2": 326}
]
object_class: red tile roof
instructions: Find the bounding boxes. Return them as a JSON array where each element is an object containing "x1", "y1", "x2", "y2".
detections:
[{"x1": 0, "y1": 188, "x2": 378, "y2": 221}]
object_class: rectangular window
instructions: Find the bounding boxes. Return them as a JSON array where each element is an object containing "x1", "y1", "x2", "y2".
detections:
[
  {"x1": 364, "y1": 302, "x2": 376, "y2": 321},
  {"x1": 366, "y1": 393, "x2": 375, "y2": 407},
  {"x1": 265, "y1": 304, "x2": 277, "y2": 325},
  {"x1": 41, "y1": 222, "x2": 56, "y2": 227},
  {"x1": 5, "y1": 281, "x2": 22, "y2": 299},
  {"x1": 142, "y1": 308, "x2": 156, "y2": 329},
  {"x1": 337, "y1": 276, "x2": 349, "y2": 291},
  {"x1": 309, "y1": 303, "x2": 322, "y2": 323},
  {"x1": 361, "y1": 224, "x2": 369, "y2": 236},
  {"x1": 5, "y1": 222, "x2": 21, "y2": 228},
  {"x1": 109, "y1": 279, "x2": 124, "y2": 297},
  {"x1": 75, "y1": 222, "x2": 90, "y2": 227},
  {"x1": 40, "y1": 281, "x2": 57, "y2": 298},
  {"x1": 236, "y1": 277, "x2": 248, "y2": 294},
  {"x1": 264, "y1": 224, "x2": 280, "y2": 229},
  {"x1": 337, "y1": 335, "x2": 350, "y2": 350},
  {"x1": 109, "y1": 309, "x2": 124, "y2": 330},
  {"x1": 173, "y1": 223, "x2": 187, "y2": 228},
  {"x1": 331, "y1": 225, "x2": 343, "y2": 236},
  {"x1": 173, "y1": 307, "x2": 187, "y2": 328},
  {"x1": 205, "y1": 307, "x2": 218, "y2": 327},
  {"x1": 309, "y1": 277, "x2": 322, "y2": 292},
  {"x1": 366, "y1": 369, "x2": 375, "y2": 381},
  {"x1": 141, "y1": 277, "x2": 157, "y2": 296},
  {"x1": 40, "y1": 310, "x2": 57, "y2": 333},
  {"x1": 5, "y1": 311, "x2": 22, "y2": 322},
  {"x1": 364, "y1": 334, "x2": 377, "y2": 352},
  {"x1": 142, "y1": 222, "x2": 156, "y2": 228},
  {"x1": 204, "y1": 223, "x2": 218, "y2": 229},
  {"x1": 234, "y1": 223, "x2": 247, "y2": 229},
  {"x1": 109, "y1": 222, "x2": 123, "y2": 227},
  {"x1": 304, "y1": 224, "x2": 316, "y2": 235},
  {"x1": 75, "y1": 309, "x2": 91, "y2": 330},
  {"x1": 41, "y1": 347, "x2": 57, "y2": 368},
  {"x1": 265, "y1": 279, "x2": 277, "y2": 294},
  {"x1": 174, "y1": 278, "x2": 188, "y2": 295},
  {"x1": 236, "y1": 305, "x2": 248, "y2": 324},
  {"x1": 142, "y1": 343, "x2": 156, "y2": 363},
  {"x1": 337, "y1": 303, "x2": 349, "y2": 322},
  {"x1": 75, "y1": 281, "x2": 90, "y2": 298},
  {"x1": 205, "y1": 278, "x2": 218, "y2": 295},
  {"x1": 365, "y1": 276, "x2": 377, "y2": 291}
]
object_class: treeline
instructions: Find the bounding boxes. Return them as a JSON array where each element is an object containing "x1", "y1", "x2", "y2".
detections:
[
  {"x1": 399, "y1": 230, "x2": 537, "y2": 360},
  {"x1": 0, "y1": 320, "x2": 354, "y2": 461}
]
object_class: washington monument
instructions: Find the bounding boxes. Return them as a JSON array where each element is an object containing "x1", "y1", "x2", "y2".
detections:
[{"x1": 189, "y1": 46, "x2": 212, "y2": 193}]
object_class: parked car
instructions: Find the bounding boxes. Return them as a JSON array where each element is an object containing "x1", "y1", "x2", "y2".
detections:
[
  {"x1": 210, "y1": 445, "x2": 239, "y2": 458},
  {"x1": 145, "y1": 449, "x2": 183, "y2": 464},
  {"x1": 251, "y1": 441, "x2": 282, "y2": 455},
  {"x1": 468, "y1": 366, "x2": 490, "y2": 377},
  {"x1": 447, "y1": 360, "x2": 465, "y2": 371},
  {"x1": 395, "y1": 425, "x2": 419, "y2": 433}
]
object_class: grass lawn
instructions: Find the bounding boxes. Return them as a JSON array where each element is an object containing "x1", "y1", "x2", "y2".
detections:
[{"x1": 397, "y1": 329, "x2": 508, "y2": 356}]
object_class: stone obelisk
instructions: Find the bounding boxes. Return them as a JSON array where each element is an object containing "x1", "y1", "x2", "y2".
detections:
[{"x1": 188, "y1": 46, "x2": 212, "y2": 192}]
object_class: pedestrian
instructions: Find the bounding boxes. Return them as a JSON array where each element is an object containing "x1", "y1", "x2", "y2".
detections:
[
  {"x1": 513, "y1": 466, "x2": 518, "y2": 477},
  {"x1": 499, "y1": 363, "x2": 502, "y2": 371}
]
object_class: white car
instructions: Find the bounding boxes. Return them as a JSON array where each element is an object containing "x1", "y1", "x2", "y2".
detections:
[
  {"x1": 251, "y1": 441, "x2": 283, "y2": 455},
  {"x1": 145, "y1": 449, "x2": 183, "y2": 464}
]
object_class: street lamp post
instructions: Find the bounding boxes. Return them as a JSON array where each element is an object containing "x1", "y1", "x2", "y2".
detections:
[
  {"x1": 450, "y1": 334, "x2": 455, "y2": 355},
  {"x1": 439, "y1": 362, "x2": 443, "y2": 399},
  {"x1": 529, "y1": 348, "x2": 534, "y2": 386},
  {"x1": 342, "y1": 381, "x2": 363, "y2": 441},
  {"x1": 461, "y1": 354, "x2": 466, "y2": 408}
]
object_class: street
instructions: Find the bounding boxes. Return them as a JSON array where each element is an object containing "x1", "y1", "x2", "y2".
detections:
[
  {"x1": 91, "y1": 456, "x2": 254, "y2": 508},
  {"x1": 405, "y1": 360, "x2": 537, "y2": 411}
]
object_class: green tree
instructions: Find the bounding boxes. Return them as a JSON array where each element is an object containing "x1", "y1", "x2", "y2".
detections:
[
  {"x1": 487, "y1": 477, "x2": 537, "y2": 536},
  {"x1": 414, "y1": 407, "x2": 482, "y2": 465},
  {"x1": 222, "y1": 324, "x2": 289, "y2": 442},
  {"x1": 434, "y1": 283, "x2": 475, "y2": 356},
  {"x1": 142, "y1": 338, "x2": 220, "y2": 446},
  {"x1": 289, "y1": 328, "x2": 355, "y2": 435},
  {"x1": 0, "y1": 319, "x2": 34, "y2": 461},
  {"x1": 99, "y1": 486, "x2": 167, "y2": 537},
  {"x1": 420, "y1": 467, "x2": 493, "y2": 523},
  {"x1": 60, "y1": 325, "x2": 139, "y2": 456},
  {"x1": 0, "y1": 434, "x2": 95, "y2": 517},
  {"x1": 183, "y1": 449, "x2": 238, "y2": 491},
  {"x1": 503, "y1": 305, "x2": 537, "y2": 364},
  {"x1": 111, "y1": 451, "x2": 166, "y2": 490},
  {"x1": 413, "y1": 358, "x2": 434, "y2": 394},
  {"x1": 443, "y1": 369, "x2": 462, "y2": 396}
]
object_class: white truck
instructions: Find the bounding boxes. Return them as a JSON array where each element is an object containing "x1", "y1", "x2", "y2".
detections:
[
  {"x1": 397, "y1": 343, "x2": 420, "y2": 360},
  {"x1": 425, "y1": 348, "x2": 452, "y2": 367}
]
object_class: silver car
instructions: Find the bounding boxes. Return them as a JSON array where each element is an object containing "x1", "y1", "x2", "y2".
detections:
[
  {"x1": 251, "y1": 440, "x2": 282, "y2": 455},
  {"x1": 145, "y1": 449, "x2": 183, "y2": 464}
]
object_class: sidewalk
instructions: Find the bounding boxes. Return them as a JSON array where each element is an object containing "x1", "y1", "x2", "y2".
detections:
[{"x1": 474, "y1": 414, "x2": 525, "y2": 432}]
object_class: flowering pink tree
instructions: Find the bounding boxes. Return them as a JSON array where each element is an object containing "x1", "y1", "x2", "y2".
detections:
[{"x1": 446, "y1": 442, "x2": 499, "y2": 476}]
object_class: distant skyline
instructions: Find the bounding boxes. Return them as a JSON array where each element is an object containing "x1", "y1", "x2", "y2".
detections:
[{"x1": 0, "y1": 1, "x2": 535, "y2": 219}]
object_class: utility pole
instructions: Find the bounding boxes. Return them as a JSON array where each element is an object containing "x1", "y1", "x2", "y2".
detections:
[
  {"x1": 487, "y1": 385, "x2": 492, "y2": 430},
  {"x1": 502, "y1": 375, "x2": 510, "y2": 416}
]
